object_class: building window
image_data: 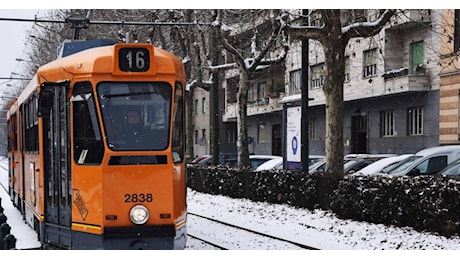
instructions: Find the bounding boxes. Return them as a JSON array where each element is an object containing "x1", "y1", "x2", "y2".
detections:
[
  {"x1": 201, "y1": 129, "x2": 206, "y2": 145},
  {"x1": 226, "y1": 76, "x2": 238, "y2": 104},
  {"x1": 380, "y1": 110, "x2": 395, "y2": 137},
  {"x1": 248, "y1": 84, "x2": 255, "y2": 103},
  {"x1": 194, "y1": 99, "x2": 198, "y2": 115},
  {"x1": 226, "y1": 129, "x2": 236, "y2": 143},
  {"x1": 195, "y1": 130, "x2": 198, "y2": 144},
  {"x1": 257, "y1": 81, "x2": 267, "y2": 103},
  {"x1": 344, "y1": 56, "x2": 350, "y2": 82},
  {"x1": 363, "y1": 48, "x2": 377, "y2": 78},
  {"x1": 309, "y1": 118, "x2": 317, "y2": 140},
  {"x1": 258, "y1": 124, "x2": 267, "y2": 143},
  {"x1": 408, "y1": 107, "x2": 423, "y2": 136},
  {"x1": 311, "y1": 63, "x2": 324, "y2": 89},
  {"x1": 202, "y1": 97, "x2": 206, "y2": 113},
  {"x1": 411, "y1": 41, "x2": 425, "y2": 75},
  {"x1": 289, "y1": 69, "x2": 301, "y2": 94}
]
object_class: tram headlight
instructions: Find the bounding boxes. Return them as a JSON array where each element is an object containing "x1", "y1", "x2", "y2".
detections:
[{"x1": 130, "y1": 205, "x2": 149, "y2": 225}]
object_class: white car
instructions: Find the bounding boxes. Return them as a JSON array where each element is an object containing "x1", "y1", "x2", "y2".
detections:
[
  {"x1": 255, "y1": 157, "x2": 283, "y2": 171},
  {"x1": 256, "y1": 155, "x2": 325, "y2": 171},
  {"x1": 225, "y1": 155, "x2": 283, "y2": 169},
  {"x1": 353, "y1": 154, "x2": 413, "y2": 175},
  {"x1": 309, "y1": 154, "x2": 395, "y2": 175},
  {"x1": 248, "y1": 155, "x2": 283, "y2": 169},
  {"x1": 388, "y1": 145, "x2": 460, "y2": 176}
]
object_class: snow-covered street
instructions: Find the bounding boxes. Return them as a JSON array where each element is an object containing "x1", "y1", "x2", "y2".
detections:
[{"x1": 1, "y1": 156, "x2": 460, "y2": 255}]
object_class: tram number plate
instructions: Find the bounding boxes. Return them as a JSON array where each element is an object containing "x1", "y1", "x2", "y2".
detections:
[
  {"x1": 118, "y1": 48, "x2": 150, "y2": 72},
  {"x1": 124, "y1": 193, "x2": 153, "y2": 203}
]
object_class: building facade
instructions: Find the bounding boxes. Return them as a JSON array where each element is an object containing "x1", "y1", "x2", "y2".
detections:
[
  {"x1": 193, "y1": 10, "x2": 458, "y2": 166},
  {"x1": 439, "y1": 9, "x2": 460, "y2": 145}
]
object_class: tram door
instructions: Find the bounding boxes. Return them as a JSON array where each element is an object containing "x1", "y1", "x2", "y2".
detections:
[{"x1": 39, "y1": 82, "x2": 72, "y2": 248}]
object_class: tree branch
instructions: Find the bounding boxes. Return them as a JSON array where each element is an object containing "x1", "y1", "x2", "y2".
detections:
[{"x1": 342, "y1": 9, "x2": 396, "y2": 39}]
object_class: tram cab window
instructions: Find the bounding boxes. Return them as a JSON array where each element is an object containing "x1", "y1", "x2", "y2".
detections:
[
  {"x1": 97, "y1": 82, "x2": 171, "y2": 151},
  {"x1": 72, "y1": 82, "x2": 104, "y2": 165}
]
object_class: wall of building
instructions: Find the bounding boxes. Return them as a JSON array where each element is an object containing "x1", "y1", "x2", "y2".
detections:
[
  {"x1": 192, "y1": 87, "x2": 210, "y2": 156},
  {"x1": 346, "y1": 91, "x2": 440, "y2": 154}
]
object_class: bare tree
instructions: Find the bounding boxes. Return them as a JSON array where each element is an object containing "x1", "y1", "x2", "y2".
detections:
[
  {"x1": 215, "y1": 10, "x2": 288, "y2": 169},
  {"x1": 285, "y1": 9, "x2": 396, "y2": 177}
]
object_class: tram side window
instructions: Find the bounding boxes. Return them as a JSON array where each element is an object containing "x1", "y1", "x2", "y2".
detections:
[
  {"x1": 7, "y1": 113, "x2": 18, "y2": 152},
  {"x1": 172, "y1": 82, "x2": 184, "y2": 163},
  {"x1": 72, "y1": 82, "x2": 104, "y2": 165},
  {"x1": 24, "y1": 93, "x2": 39, "y2": 153}
]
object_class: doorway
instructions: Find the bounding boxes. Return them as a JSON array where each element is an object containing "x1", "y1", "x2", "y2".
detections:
[
  {"x1": 272, "y1": 124, "x2": 281, "y2": 156},
  {"x1": 351, "y1": 115, "x2": 367, "y2": 154}
]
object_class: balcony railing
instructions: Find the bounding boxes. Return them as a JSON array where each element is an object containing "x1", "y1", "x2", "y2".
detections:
[
  {"x1": 383, "y1": 69, "x2": 430, "y2": 94},
  {"x1": 390, "y1": 9, "x2": 431, "y2": 29}
]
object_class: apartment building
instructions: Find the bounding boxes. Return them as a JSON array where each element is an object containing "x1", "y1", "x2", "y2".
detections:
[
  {"x1": 286, "y1": 9, "x2": 442, "y2": 157},
  {"x1": 439, "y1": 10, "x2": 460, "y2": 145},
  {"x1": 195, "y1": 10, "x2": 454, "y2": 166},
  {"x1": 192, "y1": 86, "x2": 210, "y2": 156}
]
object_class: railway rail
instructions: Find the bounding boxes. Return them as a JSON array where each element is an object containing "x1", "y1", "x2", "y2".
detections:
[{"x1": 187, "y1": 212, "x2": 319, "y2": 250}]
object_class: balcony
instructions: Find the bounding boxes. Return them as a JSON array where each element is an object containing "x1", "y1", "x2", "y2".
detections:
[
  {"x1": 223, "y1": 94, "x2": 284, "y2": 122},
  {"x1": 382, "y1": 67, "x2": 430, "y2": 94},
  {"x1": 390, "y1": 10, "x2": 431, "y2": 30}
]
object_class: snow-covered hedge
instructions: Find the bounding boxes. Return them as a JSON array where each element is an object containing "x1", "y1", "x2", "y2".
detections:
[
  {"x1": 331, "y1": 174, "x2": 460, "y2": 238},
  {"x1": 187, "y1": 165, "x2": 460, "y2": 238}
]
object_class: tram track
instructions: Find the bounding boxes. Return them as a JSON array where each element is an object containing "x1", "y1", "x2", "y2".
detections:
[{"x1": 187, "y1": 211, "x2": 319, "y2": 250}]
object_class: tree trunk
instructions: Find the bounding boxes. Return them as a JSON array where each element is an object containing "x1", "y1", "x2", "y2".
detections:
[
  {"x1": 322, "y1": 12, "x2": 347, "y2": 177},
  {"x1": 237, "y1": 70, "x2": 250, "y2": 169},
  {"x1": 210, "y1": 26, "x2": 220, "y2": 165}
]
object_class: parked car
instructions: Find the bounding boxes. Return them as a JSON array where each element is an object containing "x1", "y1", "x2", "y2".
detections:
[
  {"x1": 255, "y1": 157, "x2": 283, "y2": 171},
  {"x1": 189, "y1": 154, "x2": 211, "y2": 164},
  {"x1": 188, "y1": 153, "x2": 237, "y2": 166},
  {"x1": 435, "y1": 158, "x2": 460, "y2": 178},
  {"x1": 308, "y1": 159, "x2": 326, "y2": 174},
  {"x1": 194, "y1": 154, "x2": 282, "y2": 170},
  {"x1": 308, "y1": 155, "x2": 325, "y2": 166},
  {"x1": 190, "y1": 155, "x2": 213, "y2": 166},
  {"x1": 387, "y1": 145, "x2": 460, "y2": 177},
  {"x1": 344, "y1": 153, "x2": 397, "y2": 159},
  {"x1": 343, "y1": 156, "x2": 391, "y2": 175},
  {"x1": 232, "y1": 155, "x2": 283, "y2": 169},
  {"x1": 257, "y1": 155, "x2": 325, "y2": 172},
  {"x1": 309, "y1": 154, "x2": 395, "y2": 175},
  {"x1": 353, "y1": 154, "x2": 413, "y2": 175}
]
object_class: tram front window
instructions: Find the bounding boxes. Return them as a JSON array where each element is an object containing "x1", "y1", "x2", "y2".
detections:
[{"x1": 97, "y1": 82, "x2": 172, "y2": 151}]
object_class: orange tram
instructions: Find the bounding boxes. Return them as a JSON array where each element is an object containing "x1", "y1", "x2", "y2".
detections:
[{"x1": 6, "y1": 40, "x2": 187, "y2": 249}]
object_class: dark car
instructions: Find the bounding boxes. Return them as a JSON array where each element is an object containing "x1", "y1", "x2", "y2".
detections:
[
  {"x1": 435, "y1": 158, "x2": 460, "y2": 178},
  {"x1": 343, "y1": 157, "x2": 385, "y2": 174},
  {"x1": 190, "y1": 155, "x2": 211, "y2": 164},
  {"x1": 309, "y1": 154, "x2": 394, "y2": 175}
]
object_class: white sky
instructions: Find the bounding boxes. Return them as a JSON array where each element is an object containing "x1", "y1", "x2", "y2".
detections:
[{"x1": 0, "y1": 9, "x2": 41, "y2": 92}]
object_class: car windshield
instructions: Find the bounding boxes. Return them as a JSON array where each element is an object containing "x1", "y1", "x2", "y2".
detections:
[
  {"x1": 343, "y1": 159, "x2": 358, "y2": 169},
  {"x1": 309, "y1": 160, "x2": 324, "y2": 171},
  {"x1": 387, "y1": 155, "x2": 423, "y2": 175},
  {"x1": 250, "y1": 158, "x2": 279, "y2": 169}
]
